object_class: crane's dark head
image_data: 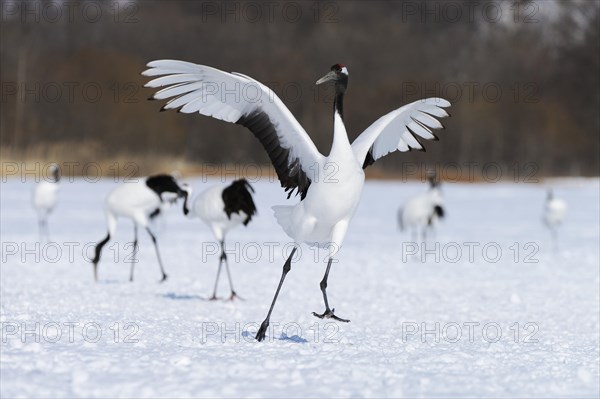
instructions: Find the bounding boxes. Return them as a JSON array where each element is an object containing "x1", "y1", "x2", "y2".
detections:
[
  {"x1": 146, "y1": 174, "x2": 192, "y2": 215},
  {"x1": 316, "y1": 64, "x2": 348, "y2": 93},
  {"x1": 49, "y1": 163, "x2": 60, "y2": 183}
]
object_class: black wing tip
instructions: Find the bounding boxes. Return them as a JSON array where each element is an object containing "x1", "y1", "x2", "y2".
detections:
[
  {"x1": 410, "y1": 116, "x2": 433, "y2": 135},
  {"x1": 362, "y1": 150, "x2": 376, "y2": 169},
  {"x1": 239, "y1": 110, "x2": 312, "y2": 200},
  {"x1": 160, "y1": 105, "x2": 183, "y2": 113},
  {"x1": 435, "y1": 205, "x2": 445, "y2": 218},
  {"x1": 406, "y1": 126, "x2": 427, "y2": 152}
]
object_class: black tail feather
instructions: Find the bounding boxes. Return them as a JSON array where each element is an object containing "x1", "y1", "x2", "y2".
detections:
[{"x1": 222, "y1": 179, "x2": 258, "y2": 225}]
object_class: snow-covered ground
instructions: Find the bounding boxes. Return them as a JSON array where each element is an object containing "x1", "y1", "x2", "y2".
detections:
[{"x1": 1, "y1": 176, "x2": 599, "y2": 398}]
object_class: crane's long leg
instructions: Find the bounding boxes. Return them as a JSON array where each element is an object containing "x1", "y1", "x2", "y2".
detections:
[
  {"x1": 209, "y1": 247, "x2": 224, "y2": 301},
  {"x1": 255, "y1": 247, "x2": 297, "y2": 342},
  {"x1": 37, "y1": 211, "x2": 51, "y2": 243},
  {"x1": 428, "y1": 223, "x2": 436, "y2": 242},
  {"x1": 129, "y1": 225, "x2": 139, "y2": 282},
  {"x1": 44, "y1": 217, "x2": 51, "y2": 243},
  {"x1": 92, "y1": 233, "x2": 111, "y2": 282},
  {"x1": 221, "y1": 240, "x2": 241, "y2": 300},
  {"x1": 38, "y1": 216, "x2": 45, "y2": 243},
  {"x1": 146, "y1": 228, "x2": 167, "y2": 282},
  {"x1": 312, "y1": 258, "x2": 350, "y2": 323},
  {"x1": 552, "y1": 227, "x2": 559, "y2": 252}
]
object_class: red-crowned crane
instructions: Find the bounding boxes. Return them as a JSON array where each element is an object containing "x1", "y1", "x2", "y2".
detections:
[
  {"x1": 398, "y1": 172, "x2": 445, "y2": 242},
  {"x1": 187, "y1": 179, "x2": 257, "y2": 300},
  {"x1": 91, "y1": 174, "x2": 191, "y2": 282},
  {"x1": 33, "y1": 163, "x2": 60, "y2": 242},
  {"x1": 143, "y1": 61, "x2": 450, "y2": 341}
]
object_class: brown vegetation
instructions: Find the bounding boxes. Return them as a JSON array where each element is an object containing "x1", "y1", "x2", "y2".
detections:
[{"x1": 1, "y1": 1, "x2": 598, "y2": 178}]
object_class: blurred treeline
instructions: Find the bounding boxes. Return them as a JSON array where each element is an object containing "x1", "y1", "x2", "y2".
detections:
[{"x1": 1, "y1": 0, "x2": 599, "y2": 177}]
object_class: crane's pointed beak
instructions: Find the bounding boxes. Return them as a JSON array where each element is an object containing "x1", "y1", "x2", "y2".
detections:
[{"x1": 316, "y1": 71, "x2": 337, "y2": 85}]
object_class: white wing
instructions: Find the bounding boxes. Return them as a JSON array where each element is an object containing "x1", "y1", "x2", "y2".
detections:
[
  {"x1": 352, "y1": 98, "x2": 451, "y2": 168},
  {"x1": 143, "y1": 60, "x2": 323, "y2": 199}
]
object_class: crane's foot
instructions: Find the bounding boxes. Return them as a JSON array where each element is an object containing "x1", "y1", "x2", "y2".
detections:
[
  {"x1": 312, "y1": 308, "x2": 350, "y2": 323},
  {"x1": 208, "y1": 295, "x2": 220, "y2": 301},
  {"x1": 255, "y1": 319, "x2": 269, "y2": 342},
  {"x1": 228, "y1": 291, "x2": 244, "y2": 301},
  {"x1": 159, "y1": 274, "x2": 168, "y2": 283}
]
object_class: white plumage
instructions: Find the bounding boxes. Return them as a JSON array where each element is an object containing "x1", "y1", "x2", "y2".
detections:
[
  {"x1": 187, "y1": 179, "x2": 257, "y2": 300},
  {"x1": 32, "y1": 164, "x2": 60, "y2": 242},
  {"x1": 145, "y1": 60, "x2": 322, "y2": 191},
  {"x1": 91, "y1": 174, "x2": 191, "y2": 282},
  {"x1": 143, "y1": 61, "x2": 450, "y2": 341},
  {"x1": 191, "y1": 185, "x2": 249, "y2": 241},
  {"x1": 352, "y1": 97, "x2": 447, "y2": 161}
]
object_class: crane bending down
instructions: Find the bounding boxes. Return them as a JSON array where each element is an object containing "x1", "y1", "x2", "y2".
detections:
[
  {"x1": 398, "y1": 172, "x2": 445, "y2": 241},
  {"x1": 187, "y1": 179, "x2": 257, "y2": 300},
  {"x1": 91, "y1": 174, "x2": 191, "y2": 282},
  {"x1": 33, "y1": 163, "x2": 60, "y2": 242},
  {"x1": 143, "y1": 61, "x2": 451, "y2": 341}
]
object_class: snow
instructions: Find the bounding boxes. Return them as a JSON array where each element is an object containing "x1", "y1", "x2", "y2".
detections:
[{"x1": 1, "y1": 177, "x2": 599, "y2": 398}]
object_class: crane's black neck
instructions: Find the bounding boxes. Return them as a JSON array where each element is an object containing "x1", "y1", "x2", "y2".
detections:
[
  {"x1": 428, "y1": 176, "x2": 436, "y2": 189},
  {"x1": 182, "y1": 191, "x2": 190, "y2": 215},
  {"x1": 333, "y1": 75, "x2": 347, "y2": 120},
  {"x1": 334, "y1": 92, "x2": 344, "y2": 120},
  {"x1": 146, "y1": 174, "x2": 189, "y2": 214},
  {"x1": 52, "y1": 168, "x2": 60, "y2": 183}
]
